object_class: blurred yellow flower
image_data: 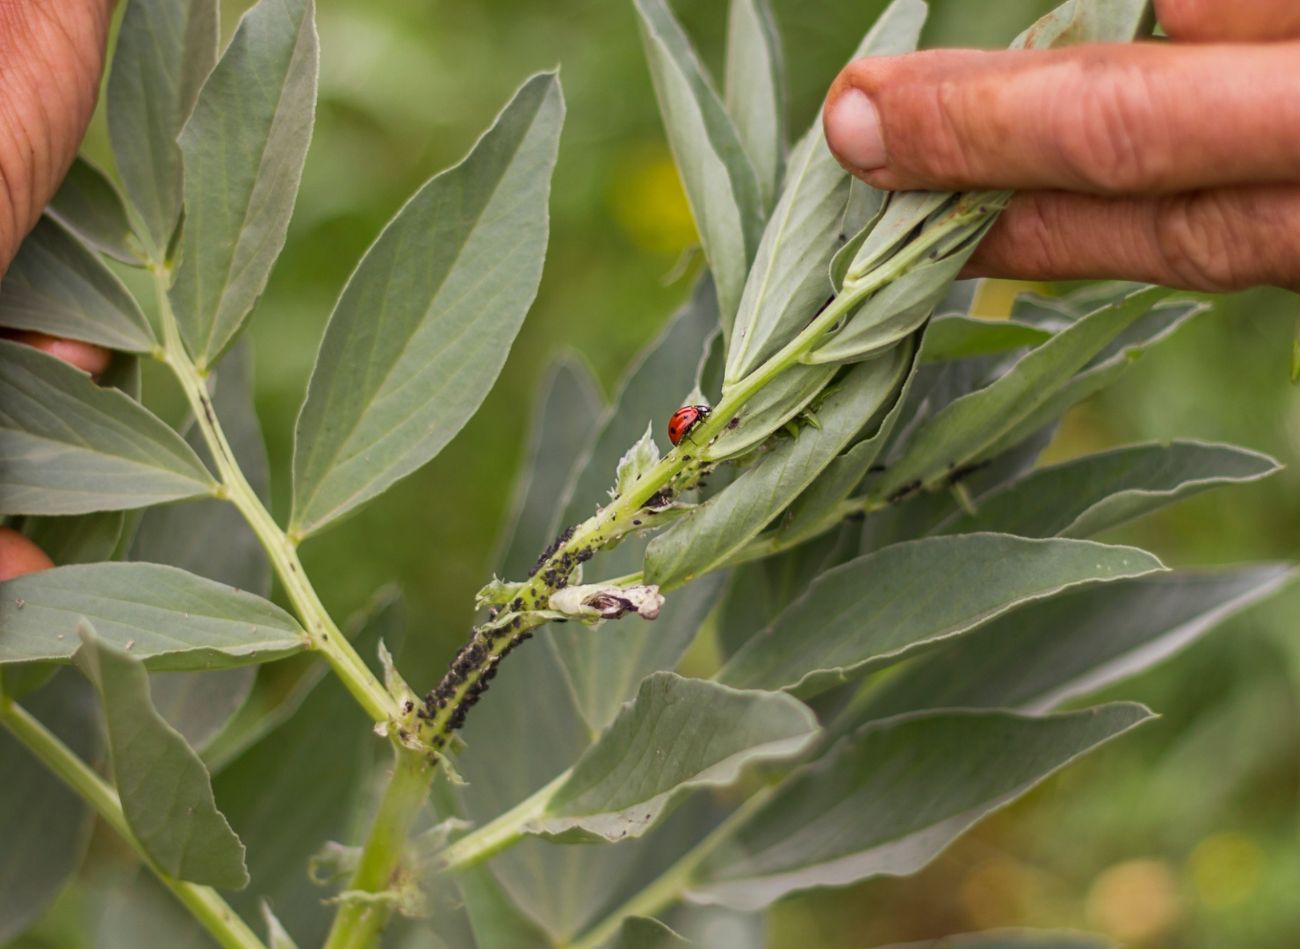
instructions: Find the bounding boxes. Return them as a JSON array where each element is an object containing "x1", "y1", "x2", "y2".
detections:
[{"x1": 1187, "y1": 832, "x2": 1263, "y2": 909}]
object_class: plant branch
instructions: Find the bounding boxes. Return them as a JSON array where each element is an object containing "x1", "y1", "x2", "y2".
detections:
[
  {"x1": 0, "y1": 691, "x2": 267, "y2": 949},
  {"x1": 562, "y1": 787, "x2": 774, "y2": 949},
  {"x1": 437, "y1": 772, "x2": 568, "y2": 871},
  {"x1": 149, "y1": 267, "x2": 397, "y2": 726},
  {"x1": 323, "y1": 747, "x2": 435, "y2": 949}
]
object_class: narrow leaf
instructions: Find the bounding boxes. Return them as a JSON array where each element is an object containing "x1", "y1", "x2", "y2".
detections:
[
  {"x1": 532, "y1": 673, "x2": 818, "y2": 842},
  {"x1": 920, "y1": 315, "x2": 1051, "y2": 363},
  {"x1": 689, "y1": 704, "x2": 1153, "y2": 910},
  {"x1": 0, "y1": 562, "x2": 307, "y2": 669},
  {"x1": 769, "y1": 342, "x2": 923, "y2": 549},
  {"x1": 1014, "y1": 0, "x2": 1155, "y2": 48},
  {"x1": 940, "y1": 441, "x2": 1280, "y2": 538},
  {"x1": 494, "y1": 356, "x2": 603, "y2": 579},
  {"x1": 635, "y1": 0, "x2": 763, "y2": 330},
  {"x1": 290, "y1": 73, "x2": 563, "y2": 536},
  {"x1": 23, "y1": 511, "x2": 126, "y2": 565},
  {"x1": 874, "y1": 286, "x2": 1172, "y2": 498},
  {"x1": 615, "y1": 917, "x2": 692, "y2": 948},
  {"x1": 74, "y1": 625, "x2": 248, "y2": 888},
  {"x1": 107, "y1": 0, "x2": 219, "y2": 254},
  {"x1": 647, "y1": 345, "x2": 911, "y2": 587},
  {"x1": 613, "y1": 425, "x2": 663, "y2": 500},
  {"x1": 860, "y1": 566, "x2": 1297, "y2": 718},
  {"x1": 0, "y1": 671, "x2": 99, "y2": 943},
  {"x1": 262, "y1": 903, "x2": 299, "y2": 949},
  {"x1": 724, "y1": 0, "x2": 927, "y2": 384},
  {"x1": 717, "y1": 534, "x2": 1164, "y2": 695},
  {"x1": 0, "y1": 340, "x2": 215, "y2": 515},
  {"x1": 46, "y1": 156, "x2": 141, "y2": 265},
  {"x1": 703, "y1": 362, "x2": 836, "y2": 462},
  {"x1": 724, "y1": 0, "x2": 784, "y2": 209},
  {"x1": 170, "y1": 0, "x2": 317, "y2": 363},
  {"x1": 807, "y1": 222, "x2": 990, "y2": 366},
  {"x1": 0, "y1": 216, "x2": 155, "y2": 352}
]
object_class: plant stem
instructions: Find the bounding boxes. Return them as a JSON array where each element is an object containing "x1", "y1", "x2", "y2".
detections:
[
  {"x1": 150, "y1": 267, "x2": 397, "y2": 726},
  {"x1": 562, "y1": 788, "x2": 773, "y2": 949},
  {"x1": 0, "y1": 694, "x2": 267, "y2": 949},
  {"x1": 437, "y1": 772, "x2": 568, "y2": 870},
  {"x1": 323, "y1": 747, "x2": 434, "y2": 949}
]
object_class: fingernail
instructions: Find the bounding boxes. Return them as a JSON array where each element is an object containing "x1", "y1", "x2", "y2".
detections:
[{"x1": 825, "y1": 87, "x2": 886, "y2": 171}]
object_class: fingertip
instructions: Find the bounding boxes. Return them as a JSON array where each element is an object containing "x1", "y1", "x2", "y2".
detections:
[
  {"x1": 10, "y1": 331, "x2": 112, "y2": 377},
  {"x1": 824, "y1": 86, "x2": 888, "y2": 174},
  {"x1": 0, "y1": 527, "x2": 55, "y2": 581}
]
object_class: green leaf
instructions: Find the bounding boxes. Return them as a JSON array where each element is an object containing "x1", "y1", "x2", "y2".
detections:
[
  {"x1": 22, "y1": 511, "x2": 126, "y2": 564},
  {"x1": 717, "y1": 534, "x2": 1164, "y2": 696},
  {"x1": 880, "y1": 930, "x2": 1115, "y2": 948},
  {"x1": 262, "y1": 903, "x2": 300, "y2": 949},
  {"x1": 455, "y1": 864, "x2": 553, "y2": 949},
  {"x1": 494, "y1": 355, "x2": 603, "y2": 579},
  {"x1": 634, "y1": 0, "x2": 763, "y2": 331},
  {"x1": 859, "y1": 566, "x2": 1297, "y2": 719},
  {"x1": 839, "y1": 191, "x2": 952, "y2": 286},
  {"x1": 972, "y1": 299, "x2": 1205, "y2": 462},
  {"x1": 723, "y1": 0, "x2": 927, "y2": 385},
  {"x1": 940, "y1": 441, "x2": 1281, "y2": 538},
  {"x1": 1014, "y1": 0, "x2": 1155, "y2": 49},
  {"x1": 0, "y1": 340, "x2": 215, "y2": 515},
  {"x1": 613, "y1": 424, "x2": 663, "y2": 501},
  {"x1": 873, "y1": 286, "x2": 1172, "y2": 499},
  {"x1": 46, "y1": 156, "x2": 141, "y2": 265},
  {"x1": 0, "y1": 562, "x2": 307, "y2": 669},
  {"x1": 703, "y1": 362, "x2": 836, "y2": 461},
  {"x1": 73, "y1": 624, "x2": 248, "y2": 888},
  {"x1": 107, "y1": 0, "x2": 219, "y2": 254},
  {"x1": 920, "y1": 315, "x2": 1051, "y2": 363},
  {"x1": 290, "y1": 72, "x2": 563, "y2": 536},
  {"x1": 532, "y1": 673, "x2": 818, "y2": 842},
  {"x1": 766, "y1": 343, "x2": 923, "y2": 550},
  {"x1": 807, "y1": 221, "x2": 992, "y2": 366},
  {"x1": 689, "y1": 704, "x2": 1153, "y2": 910},
  {"x1": 216, "y1": 594, "x2": 396, "y2": 945},
  {"x1": 170, "y1": 0, "x2": 317, "y2": 363},
  {"x1": 149, "y1": 668, "x2": 257, "y2": 753},
  {"x1": 724, "y1": 0, "x2": 784, "y2": 209},
  {"x1": 0, "y1": 671, "x2": 99, "y2": 943},
  {"x1": 647, "y1": 345, "x2": 911, "y2": 587},
  {"x1": 0, "y1": 216, "x2": 155, "y2": 353},
  {"x1": 614, "y1": 917, "x2": 692, "y2": 948}
]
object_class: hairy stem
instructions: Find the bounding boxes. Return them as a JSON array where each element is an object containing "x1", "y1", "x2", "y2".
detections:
[
  {"x1": 150, "y1": 267, "x2": 397, "y2": 725},
  {"x1": 562, "y1": 788, "x2": 773, "y2": 949},
  {"x1": 0, "y1": 692, "x2": 267, "y2": 949},
  {"x1": 323, "y1": 748, "x2": 434, "y2": 949}
]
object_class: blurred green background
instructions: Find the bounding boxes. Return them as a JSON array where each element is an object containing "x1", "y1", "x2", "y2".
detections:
[{"x1": 73, "y1": 0, "x2": 1300, "y2": 945}]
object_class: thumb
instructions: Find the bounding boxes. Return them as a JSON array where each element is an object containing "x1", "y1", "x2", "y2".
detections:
[
  {"x1": 822, "y1": 42, "x2": 1300, "y2": 195},
  {"x1": 0, "y1": 1, "x2": 113, "y2": 271}
]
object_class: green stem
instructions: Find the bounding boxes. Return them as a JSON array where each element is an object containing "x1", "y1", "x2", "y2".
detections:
[
  {"x1": 438, "y1": 772, "x2": 568, "y2": 871},
  {"x1": 0, "y1": 695, "x2": 266, "y2": 949},
  {"x1": 562, "y1": 788, "x2": 773, "y2": 949},
  {"x1": 150, "y1": 267, "x2": 396, "y2": 726},
  {"x1": 323, "y1": 748, "x2": 434, "y2": 949}
]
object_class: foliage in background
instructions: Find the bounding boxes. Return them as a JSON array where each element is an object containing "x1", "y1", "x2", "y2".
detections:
[{"x1": 1, "y1": 0, "x2": 1298, "y2": 947}]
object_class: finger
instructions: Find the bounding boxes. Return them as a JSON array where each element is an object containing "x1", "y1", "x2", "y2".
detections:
[
  {"x1": 962, "y1": 185, "x2": 1300, "y2": 293},
  {"x1": 0, "y1": 1, "x2": 113, "y2": 271},
  {"x1": 4, "y1": 330, "x2": 112, "y2": 377},
  {"x1": 1156, "y1": 0, "x2": 1300, "y2": 42},
  {"x1": 823, "y1": 41, "x2": 1300, "y2": 195},
  {"x1": 0, "y1": 527, "x2": 55, "y2": 581}
]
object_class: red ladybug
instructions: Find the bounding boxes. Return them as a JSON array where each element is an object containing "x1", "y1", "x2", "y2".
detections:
[{"x1": 668, "y1": 404, "x2": 711, "y2": 446}]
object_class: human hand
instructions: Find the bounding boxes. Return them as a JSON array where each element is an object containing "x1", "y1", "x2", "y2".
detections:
[
  {"x1": 822, "y1": 0, "x2": 1300, "y2": 292},
  {"x1": 0, "y1": 0, "x2": 114, "y2": 580}
]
